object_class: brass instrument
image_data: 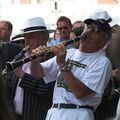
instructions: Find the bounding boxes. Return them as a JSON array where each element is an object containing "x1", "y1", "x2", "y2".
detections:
[{"x1": 6, "y1": 35, "x2": 87, "y2": 71}]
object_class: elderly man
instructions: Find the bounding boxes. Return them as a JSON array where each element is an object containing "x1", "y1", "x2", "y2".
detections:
[
  {"x1": 5, "y1": 17, "x2": 54, "y2": 120},
  {"x1": 0, "y1": 20, "x2": 13, "y2": 42},
  {"x1": 10, "y1": 30, "x2": 25, "y2": 48},
  {"x1": 29, "y1": 18, "x2": 112, "y2": 120},
  {"x1": 85, "y1": 9, "x2": 120, "y2": 120}
]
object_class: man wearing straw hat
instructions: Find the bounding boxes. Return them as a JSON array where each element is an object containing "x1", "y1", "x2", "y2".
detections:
[
  {"x1": 10, "y1": 30, "x2": 25, "y2": 48},
  {"x1": 6, "y1": 17, "x2": 54, "y2": 120}
]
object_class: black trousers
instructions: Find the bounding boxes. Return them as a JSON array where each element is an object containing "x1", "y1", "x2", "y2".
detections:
[
  {"x1": 94, "y1": 94, "x2": 119, "y2": 120},
  {"x1": 15, "y1": 114, "x2": 22, "y2": 120}
]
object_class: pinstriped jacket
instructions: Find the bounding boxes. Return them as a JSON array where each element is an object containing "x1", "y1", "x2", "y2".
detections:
[
  {"x1": 20, "y1": 73, "x2": 54, "y2": 120},
  {"x1": 0, "y1": 42, "x2": 54, "y2": 120},
  {"x1": 5, "y1": 72, "x2": 54, "y2": 120}
]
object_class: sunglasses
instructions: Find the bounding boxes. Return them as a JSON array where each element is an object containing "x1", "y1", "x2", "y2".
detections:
[
  {"x1": 57, "y1": 26, "x2": 68, "y2": 30},
  {"x1": 87, "y1": 24, "x2": 101, "y2": 33}
]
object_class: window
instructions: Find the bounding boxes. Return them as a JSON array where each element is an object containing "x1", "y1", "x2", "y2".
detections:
[{"x1": 10, "y1": 0, "x2": 43, "y2": 4}]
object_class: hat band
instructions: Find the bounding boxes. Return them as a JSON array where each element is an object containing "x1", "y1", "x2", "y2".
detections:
[
  {"x1": 24, "y1": 26, "x2": 47, "y2": 32},
  {"x1": 106, "y1": 18, "x2": 112, "y2": 23}
]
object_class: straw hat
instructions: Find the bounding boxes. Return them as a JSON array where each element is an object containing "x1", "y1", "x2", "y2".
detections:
[
  {"x1": 11, "y1": 31, "x2": 24, "y2": 42},
  {"x1": 23, "y1": 17, "x2": 54, "y2": 34}
]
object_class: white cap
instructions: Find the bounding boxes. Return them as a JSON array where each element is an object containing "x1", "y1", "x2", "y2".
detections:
[{"x1": 89, "y1": 9, "x2": 120, "y2": 27}]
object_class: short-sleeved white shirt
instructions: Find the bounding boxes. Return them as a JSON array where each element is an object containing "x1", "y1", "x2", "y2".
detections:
[{"x1": 41, "y1": 48, "x2": 112, "y2": 109}]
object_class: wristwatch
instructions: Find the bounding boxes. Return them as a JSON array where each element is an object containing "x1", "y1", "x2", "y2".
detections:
[{"x1": 59, "y1": 63, "x2": 71, "y2": 72}]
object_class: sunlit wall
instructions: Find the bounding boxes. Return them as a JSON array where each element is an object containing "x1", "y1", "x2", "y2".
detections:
[{"x1": 0, "y1": 0, "x2": 120, "y2": 33}]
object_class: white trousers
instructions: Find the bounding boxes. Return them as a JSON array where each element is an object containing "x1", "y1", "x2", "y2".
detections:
[{"x1": 45, "y1": 108, "x2": 94, "y2": 120}]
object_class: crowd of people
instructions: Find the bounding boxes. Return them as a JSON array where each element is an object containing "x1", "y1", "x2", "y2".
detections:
[{"x1": 0, "y1": 9, "x2": 120, "y2": 120}]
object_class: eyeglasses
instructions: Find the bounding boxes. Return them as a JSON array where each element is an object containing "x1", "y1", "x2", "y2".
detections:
[
  {"x1": 87, "y1": 24, "x2": 101, "y2": 33},
  {"x1": 57, "y1": 26, "x2": 68, "y2": 30}
]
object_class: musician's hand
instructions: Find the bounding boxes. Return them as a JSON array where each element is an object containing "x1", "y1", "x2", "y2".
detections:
[
  {"x1": 31, "y1": 45, "x2": 50, "y2": 63},
  {"x1": 51, "y1": 43, "x2": 67, "y2": 67},
  {"x1": 13, "y1": 67, "x2": 24, "y2": 78}
]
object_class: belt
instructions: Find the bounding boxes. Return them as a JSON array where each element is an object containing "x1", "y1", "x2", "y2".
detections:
[{"x1": 52, "y1": 103, "x2": 94, "y2": 111}]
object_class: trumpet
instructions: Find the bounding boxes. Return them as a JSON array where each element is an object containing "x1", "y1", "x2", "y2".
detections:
[{"x1": 6, "y1": 34, "x2": 87, "y2": 71}]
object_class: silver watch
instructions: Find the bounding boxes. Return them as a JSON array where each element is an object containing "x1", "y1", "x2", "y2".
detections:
[{"x1": 60, "y1": 64, "x2": 71, "y2": 72}]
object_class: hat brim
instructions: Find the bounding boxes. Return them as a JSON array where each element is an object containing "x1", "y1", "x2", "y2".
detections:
[
  {"x1": 24, "y1": 29, "x2": 55, "y2": 34},
  {"x1": 84, "y1": 19, "x2": 95, "y2": 24},
  {"x1": 85, "y1": 17, "x2": 120, "y2": 27},
  {"x1": 13, "y1": 37, "x2": 24, "y2": 41},
  {"x1": 11, "y1": 37, "x2": 25, "y2": 42},
  {"x1": 24, "y1": 29, "x2": 47, "y2": 34}
]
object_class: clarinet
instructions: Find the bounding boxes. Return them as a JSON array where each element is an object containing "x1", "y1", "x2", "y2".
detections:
[
  {"x1": 5, "y1": 35, "x2": 87, "y2": 71},
  {"x1": 2, "y1": 46, "x2": 29, "y2": 75}
]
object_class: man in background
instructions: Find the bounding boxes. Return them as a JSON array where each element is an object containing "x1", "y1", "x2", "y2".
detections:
[
  {"x1": 0, "y1": 40, "x2": 22, "y2": 70},
  {"x1": 72, "y1": 20, "x2": 85, "y2": 30},
  {"x1": 0, "y1": 20, "x2": 13, "y2": 42},
  {"x1": 10, "y1": 30, "x2": 25, "y2": 48},
  {"x1": 48, "y1": 16, "x2": 72, "y2": 49}
]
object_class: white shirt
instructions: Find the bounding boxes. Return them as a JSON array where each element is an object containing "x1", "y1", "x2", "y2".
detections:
[
  {"x1": 14, "y1": 52, "x2": 30, "y2": 114},
  {"x1": 41, "y1": 49, "x2": 112, "y2": 110}
]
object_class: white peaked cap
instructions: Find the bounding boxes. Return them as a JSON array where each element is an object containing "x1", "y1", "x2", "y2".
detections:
[{"x1": 89, "y1": 9, "x2": 120, "y2": 27}]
